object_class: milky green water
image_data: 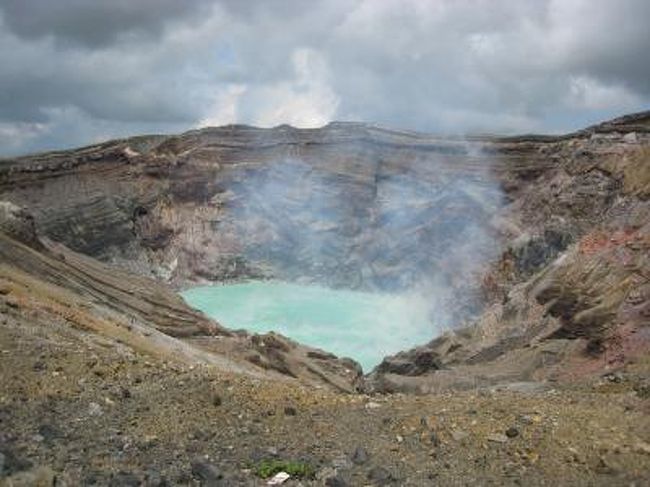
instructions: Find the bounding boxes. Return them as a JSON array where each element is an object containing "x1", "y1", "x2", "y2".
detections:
[{"x1": 181, "y1": 281, "x2": 437, "y2": 372}]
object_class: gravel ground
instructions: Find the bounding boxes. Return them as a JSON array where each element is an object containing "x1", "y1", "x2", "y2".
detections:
[{"x1": 1, "y1": 312, "x2": 650, "y2": 486}]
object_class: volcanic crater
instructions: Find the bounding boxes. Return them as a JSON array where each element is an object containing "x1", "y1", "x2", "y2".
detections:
[{"x1": 1, "y1": 112, "x2": 649, "y2": 485}]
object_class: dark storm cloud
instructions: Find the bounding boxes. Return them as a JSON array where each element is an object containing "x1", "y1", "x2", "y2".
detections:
[
  {"x1": 0, "y1": 0, "x2": 648, "y2": 155},
  {"x1": 0, "y1": 0, "x2": 213, "y2": 47},
  {"x1": 557, "y1": 1, "x2": 650, "y2": 96}
]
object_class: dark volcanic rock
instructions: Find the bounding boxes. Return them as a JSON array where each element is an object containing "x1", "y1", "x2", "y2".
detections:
[
  {"x1": 325, "y1": 473, "x2": 349, "y2": 486},
  {"x1": 191, "y1": 460, "x2": 223, "y2": 484},
  {"x1": 109, "y1": 471, "x2": 141, "y2": 486},
  {"x1": 0, "y1": 445, "x2": 32, "y2": 477},
  {"x1": 375, "y1": 348, "x2": 442, "y2": 376},
  {"x1": 367, "y1": 466, "x2": 396, "y2": 485},
  {"x1": 505, "y1": 427, "x2": 519, "y2": 438},
  {"x1": 350, "y1": 446, "x2": 369, "y2": 465},
  {"x1": 0, "y1": 201, "x2": 42, "y2": 249}
]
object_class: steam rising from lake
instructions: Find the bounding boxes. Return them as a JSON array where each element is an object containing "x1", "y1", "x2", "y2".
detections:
[
  {"x1": 182, "y1": 281, "x2": 435, "y2": 371},
  {"x1": 186, "y1": 141, "x2": 505, "y2": 368}
]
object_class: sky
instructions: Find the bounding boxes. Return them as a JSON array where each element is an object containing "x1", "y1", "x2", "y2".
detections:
[{"x1": 0, "y1": 0, "x2": 649, "y2": 156}]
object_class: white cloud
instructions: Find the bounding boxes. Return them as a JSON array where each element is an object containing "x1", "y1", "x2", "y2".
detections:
[
  {"x1": 199, "y1": 84, "x2": 247, "y2": 127},
  {"x1": 0, "y1": 121, "x2": 48, "y2": 152},
  {"x1": 252, "y1": 48, "x2": 340, "y2": 127},
  {"x1": 567, "y1": 76, "x2": 643, "y2": 111}
]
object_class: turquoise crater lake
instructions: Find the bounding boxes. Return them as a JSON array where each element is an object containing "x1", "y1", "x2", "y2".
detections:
[{"x1": 181, "y1": 281, "x2": 437, "y2": 372}]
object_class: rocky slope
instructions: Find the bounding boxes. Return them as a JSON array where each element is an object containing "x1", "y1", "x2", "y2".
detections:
[
  {"x1": 0, "y1": 203, "x2": 363, "y2": 394},
  {"x1": 366, "y1": 112, "x2": 650, "y2": 392},
  {"x1": 0, "y1": 111, "x2": 649, "y2": 484}
]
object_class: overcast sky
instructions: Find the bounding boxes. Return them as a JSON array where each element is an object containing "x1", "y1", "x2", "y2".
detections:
[{"x1": 1, "y1": 0, "x2": 649, "y2": 155}]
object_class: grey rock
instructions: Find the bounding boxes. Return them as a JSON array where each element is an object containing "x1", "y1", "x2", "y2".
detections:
[
  {"x1": 0, "y1": 447, "x2": 32, "y2": 476},
  {"x1": 451, "y1": 430, "x2": 469, "y2": 441},
  {"x1": 623, "y1": 132, "x2": 638, "y2": 143},
  {"x1": 487, "y1": 433, "x2": 509, "y2": 443},
  {"x1": 518, "y1": 414, "x2": 535, "y2": 425},
  {"x1": 428, "y1": 432, "x2": 441, "y2": 447},
  {"x1": 32, "y1": 361, "x2": 47, "y2": 371},
  {"x1": 325, "y1": 473, "x2": 348, "y2": 487},
  {"x1": 0, "y1": 202, "x2": 42, "y2": 249},
  {"x1": 350, "y1": 446, "x2": 369, "y2": 465},
  {"x1": 191, "y1": 460, "x2": 223, "y2": 484},
  {"x1": 367, "y1": 466, "x2": 395, "y2": 485},
  {"x1": 331, "y1": 454, "x2": 352, "y2": 470},
  {"x1": 375, "y1": 349, "x2": 441, "y2": 376},
  {"x1": 604, "y1": 372, "x2": 624, "y2": 383},
  {"x1": 110, "y1": 471, "x2": 140, "y2": 486},
  {"x1": 145, "y1": 470, "x2": 168, "y2": 486},
  {"x1": 37, "y1": 424, "x2": 61, "y2": 445},
  {"x1": 87, "y1": 402, "x2": 103, "y2": 417}
]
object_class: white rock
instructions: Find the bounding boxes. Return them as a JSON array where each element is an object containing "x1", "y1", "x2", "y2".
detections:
[
  {"x1": 88, "y1": 402, "x2": 103, "y2": 417},
  {"x1": 623, "y1": 132, "x2": 638, "y2": 144},
  {"x1": 451, "y1": 430, "x2": 469, "y2": 441},
  {"x1": 635, "y1": 441, "x2": 650, "y2": 455},
  {"x1": 267, "y1": 471, "x2": 290, "y2": 485},
  {"x1": 487, "y1": 433, "x2": 508, "y2": 443},
  {"x1": 123, "y1": 146, "x2": 140, "y2": 158}
]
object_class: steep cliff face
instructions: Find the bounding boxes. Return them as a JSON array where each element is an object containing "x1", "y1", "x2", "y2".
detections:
[
  {"x1": 1, "y1": 111, "x2": 649, "y2": 390},
  {"x1": 367, "y1": 113, "x2": 650, "y2": 392},
  {"x1": 0, "y1": 123, "x2": 515, "y2": 336},
  {"x1": 0, "y1": 124, "x2": 504, "y2": 299}
]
